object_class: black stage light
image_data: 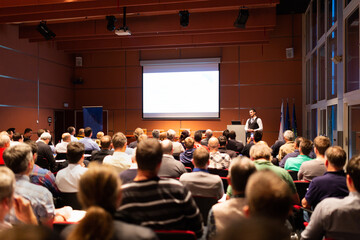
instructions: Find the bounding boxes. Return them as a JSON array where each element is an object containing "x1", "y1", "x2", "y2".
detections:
[
  {"x1": 37, "y1": 21, "x2": 56, "y2": 40},
  {"x1": 234, "y1": 9, "x2": 249, "y2": 29},
  {"x1": 106, "y1": 15, "x2": 117, "y2": 31},
  {"x1": 179, "y1": 10, "x2": 189, "y2": 27}
]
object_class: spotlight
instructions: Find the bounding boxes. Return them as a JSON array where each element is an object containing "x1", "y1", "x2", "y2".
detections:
[
  {"x1": 36, "y1": 21, "x2": 56, "y2": 40},
  {"x1": 179, "y1": 10, "x2": 189, "y2": 27},
  {"x1": 234, "y1": 9, "x2": 249, "y2": 29},
  {"x1": 106, "y1": 15, "x2": 117, "y2": 31}
]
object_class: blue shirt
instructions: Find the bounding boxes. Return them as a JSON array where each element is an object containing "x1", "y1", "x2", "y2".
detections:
[
  {"x1": 79, "y1": 137, "x2": 100, "y2": 151},
  {"x1": 193, "y1": 168, "x2": 208, "y2": 173},
  {"x1": 305, "y1": 170, "x2": 349, "y2": 208}
]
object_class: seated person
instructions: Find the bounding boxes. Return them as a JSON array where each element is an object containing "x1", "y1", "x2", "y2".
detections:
[
  {"x1": 115, "y1": 139, "x2": 203, "y2": 238},
  {"x1": 55, "y1": 133, "x2": 71, "y2": 154},
  {"x1": 180, "y1": 147, "x2": 224, "y2": 200},
  {"x1": 301, "y1": 154, "x2": 360, "y2": 240},
  {"x1": 128, "y1": 128, "x2": 144, "y2": 149},
  {"x1": 90, "y1": 135, "x2": 114, "y2": 163},
  {"x1": 167, "y1": 129, "x2": 185, "y2": 158},
  {"x1": 61, "y1": 163, "x2": 157, "y2": 240},
  {"x1": 36, "y1": 132, "x2": 56, "y2": 172},
  {"x1": 278, "y1": 130, "x2": 295, "y2": 161},
  {"x1": 226, "y1": 130, "x2": 244, "y2": 153},
  {"x1": 79, "y1": 127, "x2": 100, "y2": 152},
  {"x1": 218, "y1": 135, "x2": 237, "y2": 159},
  {"x1": 55, "y1": 142, "x2": 88, "y2": 193},
  {"x1": 302, "y1": 146, "x2": 349, "y2": 210},
  {"x1": 180, "y1": 137, "x2": 196, "y2": 168},
  {"x1": 208, "y1": 137, "x2": 231, "y2": 169},
  {"x1": 241, "y1": 131, "x2": 262, "y2": 158},
  {"x1": 103, "y1": 132, "x2": 131, "y2": 173},
  {"x1": 159, "y1": 140, "x2": 186, "y2": 178},
  {"x1": 284, "y1": 139, "x2": 313, "y2": 171}
]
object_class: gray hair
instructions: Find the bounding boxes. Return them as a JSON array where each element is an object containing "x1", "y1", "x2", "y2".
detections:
[
  {"x1": 167, "y1": 129, "x2": 176, "y2": 141},
  {"x1": 40, "y1": 132, "x2": 51, "y2": 140},
  {"x1": 0, "y1": 167, "x2": 15, "y2": 201},
  {"x1": 283, "y1": 130, "x2": 295, "y2": 141},
  {"x1": 250, "y1": 143, "x2": 272, "y2": 160},
  {"x1": 3, "y1": 143, "x2": 33, "y2": 174},
  {"x1": 161, "y1": 139, "x2": 173, "y2": 154},
  {"x1": 0, "y1": 133, "x2": 10, "y2": 147},
  {"x1": 208, "y1": 137, "x2": 219, "y2": 149},
  {"x1": 152, "y1": 129, "x2": 160, "y2": 139},
  {"x1": 205, "y1": 129, "x2": 213, "y2": 138}
]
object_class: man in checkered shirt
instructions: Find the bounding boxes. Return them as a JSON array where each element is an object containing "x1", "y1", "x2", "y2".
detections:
[{"x1": 208, "y1": 137, "x2": 231, "y2": 169}]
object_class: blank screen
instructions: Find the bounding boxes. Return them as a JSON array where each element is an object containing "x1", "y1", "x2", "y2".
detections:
[{"x1": 141, "y1": 59, "x2": 220, "y2": 119}]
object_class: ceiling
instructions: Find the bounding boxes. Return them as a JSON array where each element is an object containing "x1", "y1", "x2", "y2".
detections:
[{"x1": 0, "y1": 0, "x2": 301, "y2": 53}]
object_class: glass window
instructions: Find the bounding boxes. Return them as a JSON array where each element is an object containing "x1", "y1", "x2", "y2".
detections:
[
  {"x1": 345, "y1": 0, "x2": 353, "y2": 7},
  {"x1": 327, "y1": 30, "x2": 337, "y2": 99},
  {"x1": 311, "y1": 109, "x2": 318, "y2": 140},
  {"x1": 306, "y1": 11, "x2": 311, "y2": 53},
  {"x1": 327, "y1": 105, "x2": 337, "y2": 145},
  {"x1": 328, "y1": 0, "x2": 337, "y2": 29},
  {"x1": 349, "y1": 104, "x2": 360, "y2": 158},
  {"x1": 319, "y1": 45, "x2": 326, "y2": 100},
  {"x1": 306, "y1": 60, "x2": 311, "y2": 104},
  {"x1": 312, "y1": 0, "x2": 317, "y2": 49},
  {"x1": 312, "y1": 52, "x2": 318, "y2": 104},
  {"x1": 307, "y1": 111, "x2": 311, "y2": 139},
  {"x1": 319, "y1": 0, "x2": 325, "y2": 38},
  {"x1": 345, "y1": 8, "x2": 359, "y2": 92},
  {"x1": 320, "y1": 109, "x2": 326, "y2": 136}
]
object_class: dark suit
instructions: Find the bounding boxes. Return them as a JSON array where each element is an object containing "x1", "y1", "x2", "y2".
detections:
[
  {"x1": 241, "y1": 142, "x2": 254, "y2": 158},
  {"x1": 219, "y1": 147, "x2": 237, "y2": 159},
  {"x1": 226, "y1": 139, "x2": 244, "y2": 153},
  {"x1": 36, "y1": 141, "x2": 56, "y2": 172},
  {"x1": 91, "y1": 149, "x2": 114, "y2": 163}
]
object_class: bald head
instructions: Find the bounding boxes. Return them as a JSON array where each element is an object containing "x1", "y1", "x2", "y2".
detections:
[
  {"x1": 161, "y1": 139, "x2": 173, "y2": 155},
  {"x1": 208, "y1": 137, "x2": 219, "y2": 150}
]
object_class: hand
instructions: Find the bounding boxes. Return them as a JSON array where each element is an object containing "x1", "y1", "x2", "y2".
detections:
[{"x1": 14, "y1": 195, "x2": 38, "y2": 225}]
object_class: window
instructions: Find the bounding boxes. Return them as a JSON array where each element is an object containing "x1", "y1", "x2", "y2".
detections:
[
  {"x1": 327, "y1": 30, "x2": 337, "y2": 99},
  {"x1": 328, "y1": 0, "x2": 337, "y2": 29},
  {"x1": 345, "y1": 8, "x2": 359, "y2": 92},
  {"x1": 320, "y1": 109, "x2": 326, "y2": 136},
  {"x1": 306, "y1": 111, "x2": 311, "y2": 139},
  {"x1": 349, "y1": 105, "x2": 360, "y2": 158},
  {"x1": 306, "y1": 11, "x2": 311, "y2": 53},
  {"x1": 319, "y1": 44, "x2": 326, "y2": 100},
  {"x1": 312, "y1": 52, "x2": 318, "y2": 103},
  {"x1": 327, "y1": 105, "x2": 337, "y2": 145},
  {"x1": 311, "y1": 109, "x2": 318, "y2": 140},
  {"x1": 345, "y1": 0, "x2": 353, "y2": 7},
  {"x1": 312, "y1": 0, "x2": 318, "y2": 49},
  {"x1": 306, "y1": 60, "x2": 311, "y2": 104},
  {"x1": 319, "y1": 0, "x2": 325, "y2": 38}
]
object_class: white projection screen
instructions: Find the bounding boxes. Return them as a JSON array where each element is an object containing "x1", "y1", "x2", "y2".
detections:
[{"x1": 141, "y1": 58, "x2": 220, "y2": 119}]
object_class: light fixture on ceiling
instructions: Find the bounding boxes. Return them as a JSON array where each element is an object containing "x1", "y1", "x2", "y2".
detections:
[
  {"x1": 115, "y1": 7, "x2": 131, "y2": 36},
  {"x1": 234, "y1": 8, "x2": 249, "y2": 29},
  {"x1": 106, "y1": 15, "x2": 117, "y2": 31},
  {"x1": 179, "y1": 10, "x2": 189, "y2": 27},
  {"x1": 37, "y1": 21, "x2": 56, "y2": 40}
]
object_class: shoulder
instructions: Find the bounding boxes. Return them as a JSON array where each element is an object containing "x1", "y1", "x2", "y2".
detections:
[{"x1": 113, "y1": 220, "x2": 157, "y2": 240}]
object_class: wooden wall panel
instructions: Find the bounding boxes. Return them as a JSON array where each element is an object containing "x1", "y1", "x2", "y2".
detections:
[
  {"x1": 140, "y1": 49, "x2": 180, "y2": 60},
  {"x1": 75, "y1": 67, "x2": 126, "y2": 88},
  {"x1": 75, "y1": 88, "x2": 125, "y2": 109},
  {"x1": 0, "y1": 77, "x2": 37, "y2": 107},
  {"x1": 220, "y1": 63, "x2": 239, "y2": 85},
  {"x1": 125, "y1": 66, "x2": 142, "y2": 88},
  {"x1": 39, "y1": 60, "x2": 73, "y2": 87},
  {"x1": 220, "y1": 86, "x2": 239, "y2": 108}
]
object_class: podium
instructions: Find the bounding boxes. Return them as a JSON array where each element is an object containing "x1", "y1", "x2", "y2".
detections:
[{"x1": 227, "y1": 125, "x2": 246, "y2": 144}]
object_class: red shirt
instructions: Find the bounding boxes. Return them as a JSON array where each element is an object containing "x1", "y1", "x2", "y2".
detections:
[{"x1": 0, "y1": 147, "x2": 6, "y2": 165}]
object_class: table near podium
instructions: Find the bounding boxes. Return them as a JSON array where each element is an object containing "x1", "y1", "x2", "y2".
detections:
[{"x1": 226, "y1": 125, "x2": 246, "y2": 144}]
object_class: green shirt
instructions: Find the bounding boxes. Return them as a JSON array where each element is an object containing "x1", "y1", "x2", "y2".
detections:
[{"x1": 284, "y1": 154, "x2": 313, "y2": 171}]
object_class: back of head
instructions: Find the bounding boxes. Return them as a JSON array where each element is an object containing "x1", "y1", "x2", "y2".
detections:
[
  {"x1": 205, "y1": 129, "x2": 213, "y2": 138},
  {"x1": 180, "y1": 130, "x2": 190, "y2": 142},
  {"x1": 253, "y1": 131, "x2": 263, "y2": 142},
  {"x1": 194, "y1": 130, "x2": 202, "y2": 142},
  {"x1": 24, "y1": 128, "x2": 32, "y2": 134},
  {"x1": 250, "y1": 143, "x2": 272, "y2": 160},
  {"x1": 223, "y1": 129, "x2": 230, "y2": 139},
  {"x1": 347, "y1": 154, "x2": 360, "y2": 192},
  {"x1": 100, "y1": 135, "x2": 112, "y2": 149},
  {"x1": 166, "y1": 129, "x2": 176, "y2": 141},
  {"x1": 3, "y1": 143, "x2": 32, "y2": 174},
  {"x1": 37, "y1": 129, "x2": 45, "y2": 138},
  {"x1": 228, "y1": 130, "x2": 236, "y2": 140},
  {"x1": 218, "y1": 135, "x2": 227, "y2": 147},
  {"x1": 67, "y1": 142, "x2": 85, "y2": 164},
  {"x1": 295, "y1": 137, "x2": 304, "y2": 148},
  {"x1": 159, "y1": 132, "x2": 167, "y2": 141},
  {"x1": 78, "y1": 128, "x2": 84, "y2": 136},
  {"x1": 62, "y1": 133, "x2": 71, "y2": 142},
  {"x1": 314, "y1": 136, "x2": 331, "y2": 155},
  {"x1": 0, "y1": 133, "x2": 10, "y2": 148},
  {"x1": 138, "y1": 134, "x2": 148, "y2": 143},
  {"x1": 112, "y1": 132, "x2": 127, "y2": 149},
  {"x1": 184, "y1": 137, "x2": 194, "y2": 149},
  {"x1": 193, "y1": 147, "x2": 209, "y2": 168},
  {"x1": 136, "y1": 139, "x2": 163, "y2": 171},
  {"x1": 96, "y1": 131, "x2": 104, "y2": 139},
  {"x1": 229, "y1": 157, "x2": 256, "y2": 193},
  {"x1": 245, "y1": 170, "x2": 292, "y2": 222},
  {"x1": 40, "y1": 132, "x2": 51, "y2": 141},
  {"x1": 26, "y1": 141, "x2": 38, "y2": 155},
  {"x1": 283, "y1": 130, "x2": 295, "y2": 142},
  {"x1": 152, "y1": 129, "x2": 160, "y2": 139},
  {"x1": 13, "y1": 132, "x2": 23, "y2": 142},
  {"x1": 325, "y1": 146, "x2": 346, "y2": 169},
  {"x1": 161, "y1": 139, "x2": 173, "y2": 154},
  {"x1": 134, "y1": 128, "x2": 144, "y2": 141},
  {"x1": 67, "y1": 126, "x2": 75, "y2": 135},
  {"x1": 299, "y1": 139, "x2": 313, "y2": 156},
  {"x1": 84, "y1": 127, "x2": 92, "y2": 137},
  {"x1": 0, "y1": 166, "x2": 15, "y2": 201},
  {"x1": 208, "y1": 137, "x2": 219, "y2": 150}
]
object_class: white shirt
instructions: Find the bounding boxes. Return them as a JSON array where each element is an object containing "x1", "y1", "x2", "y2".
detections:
[
  {"x1": 55, "y1": 164, "x2": 88, "y2": 192},
  {"x1": 70, "y1": 135, "x2": 78, "y2": 142},
  {"x1": 103, "y1": 152, "x2": 132, "y2": 173},
  {"x1": 244, "y1": 116, "x2": 263, "y2": 132},
  {"x1": 55, "y1": 141, "x2": 69, "y2": 153},
  {"x1": 172, "y1": 141, "x2": 185, "y2": 154}
]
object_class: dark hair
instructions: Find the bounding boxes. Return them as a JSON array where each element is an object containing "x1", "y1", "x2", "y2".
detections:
[
  {"x1": 84, "y1": 127, "x2": 92, "y2": 137},
  {"x1": 254, "y1": 131, "x2": 263, "y2": 142},
  {"x1": 193, "y1": 147, "x2": 209, "y2": 168},
  {"x1": 250, "y1": 108, "x2": 256, "y2": 112},
  {"x1": 325, "y1": 146, "x2": 346, "y2": 169},
  {"x1": 314, "y1": 136, "x2": 331, "y2": 155},
  {"x1": 295, "y1": 137, "x2": 304, "y2": 148},
  {"x1": 37, "y1": 129, "x2": 45, "y2": 137},
  {"x1": 67, "y1": 126, "x2": 75, "y2": 134},
  {"x1": 24, "y1": 128, "x2": 32, "y2": 134},
  {"x1": 179, "y1": 130, "x2": 190, "y2": 143},
  {"x1": 3, "y1": 144, "x2": 32, "y2": 174},
  {"x1": 194, "y1": 130, "x2": 202, "y2": 142},
  {"x1": 223, "y1": 129, "x2": 230, "y2": 139},
  {"x1": 228, "y1": 131, "x2": 236, "y2": 140},
  {"x1": 12, "y1": 132, "x2": 23, "y2": 141},
  {"x1": 229, "y1": 157, "x2": 256, "y2": 192},
  {"x1": 26, "y1": 141, "x2": 38, "y2": 155},
  {"x1": 67, "y1": 142, "x2": 85, "y2": 164},
  {"x1": 218, "y1": 135, "x2": 227, "y2": 146},
  {"x1": 299, "y1": 139, "x2": 313, "y2": 156},
  {"x1": 112, "y1": 132, "x2": 127, "y2": 149},
  {"x1": 346, "y1": 154, "x2": 360, "y2": 192},
  {"x1": 100, "y1": 135, "x2": 112, "y2": 149},
  {"x1": 136, "y1": 139, "x2": 163, "y2": 171},
  {"x1": 7, "y1": 128, "x2": 15, "y2": 134}
]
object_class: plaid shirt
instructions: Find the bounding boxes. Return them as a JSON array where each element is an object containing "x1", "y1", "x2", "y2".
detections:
[
  {"x1": 30, "y1": 164, "x2": 59, "y2": 197},
  {"x1": 209, "y1": 151, "x2": 231, "y2": 169}
]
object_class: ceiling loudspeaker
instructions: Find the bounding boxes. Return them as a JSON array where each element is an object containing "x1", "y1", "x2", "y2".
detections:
[
  {"x1": 37, "y1": 21, "x2": 56, "y2": 40},
  {"x1": 179, "y1": 10, "x2": 189, "y2": 27},
  {"x1": 286, "y1": 48, "x2": 294, "y2": 59},
  {"x1": 234, "y1": 9, "x2": 249, "y2": 29}
]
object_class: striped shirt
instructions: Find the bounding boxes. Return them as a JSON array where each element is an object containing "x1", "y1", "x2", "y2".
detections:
[{"x1": 115, "y1": 177, "x2": 203, "y2": 237}]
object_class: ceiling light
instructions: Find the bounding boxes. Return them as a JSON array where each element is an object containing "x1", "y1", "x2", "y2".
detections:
[
  {"x1": 115, "y1": 7, "x2": 131, "y2": 36},
  {"x1": 234, "y1": 9, "x2": 249, "y2": 29},
  {"x1": 36, "y1": 21, "x2": 56, "y2": 40}
]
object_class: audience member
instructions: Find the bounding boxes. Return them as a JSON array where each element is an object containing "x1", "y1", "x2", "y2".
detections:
[
  {"x1": 218, "y1": 135, "x2": 237, "y2": 159},
  {"x1": 103, "y1": 132, "x2": 131, "y2": 173},
  {"x1": 241, "y1": 131, "x2": 262, "y2": 158},
  {"x1": 226, "y1": 130, "x2": 244, "y2": 153},
  {"x1": 159, "y1": 132, "x2": 167, "y2": 141},
  {"x1": 201, "y1": 129, "x2": 213, "y2": 146},
  {"x1": 55, "y1": 142, "x2": 87, "y2": 193},
  {"x1": 166, "y1": 129, "x2": 185, "y2": 158},
  {"x1": 76, "y1": 128, "x2": 84, "y2": 140},
  {"x1": 36, "y1": 132, "x2": 57, "y2": 172},
  {"x1": 11, "y1": 132, "x2": 23, "y2": 146},
  {"x1": 180, "y1": 137, "x2": 196, "y2": 168},
  {"x1": 206, "y1": 157, "x2": 256, "y2": 239},
  {"x1": 67, "y1": 126, "x2": 78, "y2": 142},
  {"x1": 35, "y1": 129, "x2": 45, "y2": 143},
  {"x1": 278, "y1": 130, "x2": 295, "y2": 160},
  {"x1": 208, "y1": 137, "x2": 231, "y2": 169},
  {"x1": 152, "y1": 129, "x2": 160, "y2": 141},
  {"x1": 90, "y1": 135, "x2": 113, "y2": 163},
  {"x1": 280, "y1": 137, "x2": 316, "y2": 168},
  {"x1": 179, "y1": 130, "x2": 190, "y2": 149},
  {"x1": 115, "y1": 139, "x2": 203, "y2": 237},
  {"x1": 79, "y1": 127, "x2": 100, "y2": 152},
  {"x1": 284, "y1": 139, "x2": 313, "y2": 171},
  {"x1": 62, "y1": 164, "x2": 157, "y2": 240},
  {"x1": 55, "y1": 133, "x2": 71, "y2": 154},
  {"x1": 194, "y1": 130, "x2": 204, "y2": 149},
  {"x1": 95, "y1": 131, "x2": 104, "y2": 147},
  {"x1": 23, "y1": 128, "x2": 32, "y2": 142},
  {"x1": 159, "y1": 139, "x2": 186, "y2": 178},
  {"x1": 6, "y1": 128, "x2": 15, "y2": 141},
  {"x1": 180, "y1": 147, "x2": 224, "y2": 199},
  {"x1": 0, "y1": 133, "x2": 10, "y2": 166},
  {"x1": 302, "y1": 146, "x2": 349, "y2": 210},
  {"x1": 128, "y1": 128, "x2": 144, "y2": 149},
  {"x1": 298, "y1": 136, "x2": 330, "y2": 181}
]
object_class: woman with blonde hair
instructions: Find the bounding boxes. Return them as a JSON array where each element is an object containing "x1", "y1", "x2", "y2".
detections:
[{"x1": 64, "y1": 163, "x2": 157, "y2": 240}]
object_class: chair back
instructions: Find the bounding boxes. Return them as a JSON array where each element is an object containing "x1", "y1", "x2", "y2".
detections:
[
  {"x1": 287, "y1": 170, "x2": 298, "y2": 181},
  {"x1": 294, "y1": 180, "x2": 310, "y2": 200},
  {"x1": 193, "y1": 196, "x2": 218, "y2": 225},
  {"x1": 155, "y1": 230, "x2": 196, "y2": 240},
  {"x1": 185, "y1": 167, "x2": 192, "y2": 172},
  {"x1": 60, "y1": 192, "x2": 82, "y2": 210},
  {"x1": 220, "y1": 177, "x2": 229, "y2": 192},
  {"x1": 208, "y1": 168, "x2": 229, "y2": 177},
  {"x1": 55, "y1": 153, "x2": 67, "y2": 160}
]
